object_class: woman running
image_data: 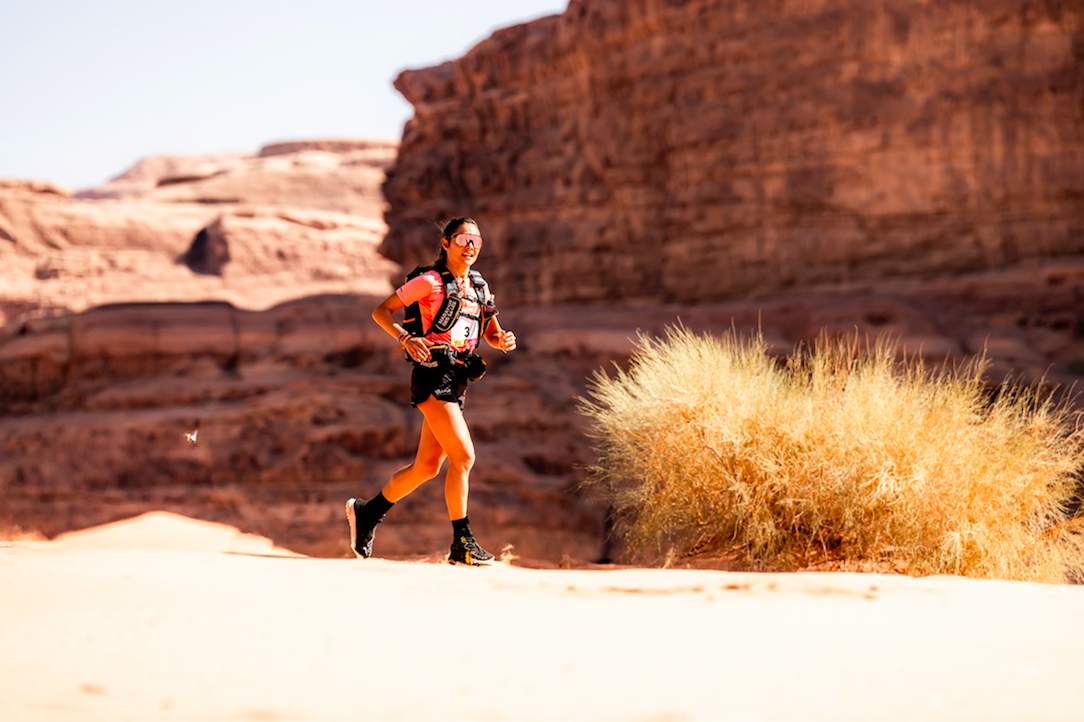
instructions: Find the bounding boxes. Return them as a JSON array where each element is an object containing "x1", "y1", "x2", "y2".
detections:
[{"x1": 347, "y1": 217, "x2": 516, "y2": 565}]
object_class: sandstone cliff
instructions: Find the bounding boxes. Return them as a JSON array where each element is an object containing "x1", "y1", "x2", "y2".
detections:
[
  {"x1": 0, "y1": 140, "x2": 398, "y2": 322},
  {"x1": 382, "y1": 0, "x2": 1084, "y2": 306},
  {"x1": 74, "y1": 140, "x2": 395, "y2": 213},
  {"x1": 0, "y1": 296, "x2": 606, "y2": 560}
]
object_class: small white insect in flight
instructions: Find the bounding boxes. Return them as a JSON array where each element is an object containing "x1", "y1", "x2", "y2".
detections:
[{"x1": 185, "y1": 430, "x2": 198, "y2": 445}]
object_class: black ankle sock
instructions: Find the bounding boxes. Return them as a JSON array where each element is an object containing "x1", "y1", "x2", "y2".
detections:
[
  {"x1": 367, "y1": 492, "x2": 394, "y2": 518},
  {"x1": 451, "y1": 516, "x2": 471, "y2": 539}
]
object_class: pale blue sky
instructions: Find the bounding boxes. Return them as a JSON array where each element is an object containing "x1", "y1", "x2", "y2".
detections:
[{"x1": 0, "y1": 1, "x2": 567, "y2": 190}]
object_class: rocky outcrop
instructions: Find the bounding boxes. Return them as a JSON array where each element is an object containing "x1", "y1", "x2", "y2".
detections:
[
  {"x1": 0, "y1": 179, "x2": 68, "y2": 196},
  {"x1": 0, "y1": 198, "x2": 396, "y2": 321},
  {"x1": 0, "y1": 186, "x2": 214, "y2": 258},
  {"x1": 0, "y1": 140, "x2": 398, "y2": 323},
  {"x1": 258, "y1": 139, "x2": 397, "y2": 157},
  {"x1": 177, "y1": 207, "x2": 395, "y2": 284},
  {"x1": 73, "y1": 153, "x2": 252, "y2": 200},
  {"x1": 382, "y1": 0, "x2": 1084, "y2": 306},
  {"x1": 138, "y1": 146, "x2": 395, "y2": 217},
  {"x1": 76, "y1": 141, "x2": 396, "y2": 218}
]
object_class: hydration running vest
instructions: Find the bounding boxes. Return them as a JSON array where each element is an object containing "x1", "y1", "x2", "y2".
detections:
[{"x1": 401, "y1": 264, "x2": 497, "y2": 344}]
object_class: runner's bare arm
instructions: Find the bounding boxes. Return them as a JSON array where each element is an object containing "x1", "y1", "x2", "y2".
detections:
[
  {"x1": 483, "y1": 316, "x2": 516, "y2": 352},
  {"x1": 374, "y1": 292, "x2": 434, "y2": 362},
  {"x1": 372, "y1": 293, "x2": 408, "y2": 340}
]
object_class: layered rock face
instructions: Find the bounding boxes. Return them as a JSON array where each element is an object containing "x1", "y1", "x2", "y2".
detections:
[
  {"x1": 74, "y1": 140, "x2": 395, "y2": 214},
  {"x1": 0, "y1": 296, "x2": 606, "y2": 561},
  {"x1": 0, "y1": 142, "x2": 416, "y2": 556},
  {"x1": 0, "y1": 140, "x2": 398, "y2": 321},
  {"x1": 382, "y1": 0, "x2": 1084, "y2": 306}
]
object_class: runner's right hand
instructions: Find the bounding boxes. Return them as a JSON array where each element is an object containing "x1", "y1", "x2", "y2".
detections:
[{"x1": 404, "y1": 335, "x2": 433, "y2": 362}]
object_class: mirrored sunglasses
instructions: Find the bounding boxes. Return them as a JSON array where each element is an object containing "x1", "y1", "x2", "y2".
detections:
[{"x1": 450, "y1": 233, "x2": 483, "y2": 248}]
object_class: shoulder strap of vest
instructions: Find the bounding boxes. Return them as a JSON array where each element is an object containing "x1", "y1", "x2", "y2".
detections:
[
  {"x1": 469, "y1": 269, "x2": 499, "y2": 333},
  {"x1": 425, "y1": 266, "x2": 464, "y2": 335},
  {"x1": 468, "y1": 270, "x2": 486, "y2": 296},
  {"x1": 436, "y1": 266, "x2": 459, "y2": 297}
]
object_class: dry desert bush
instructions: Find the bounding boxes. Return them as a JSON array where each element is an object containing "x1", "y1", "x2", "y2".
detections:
[{"x1": 580, "y1": 327, "x2": 1084, "y2": 582}]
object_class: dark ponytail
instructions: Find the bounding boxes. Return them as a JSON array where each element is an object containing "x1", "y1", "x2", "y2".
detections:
[{"x1": 433, "y1": 216, "x2": 478, "y2": 267}]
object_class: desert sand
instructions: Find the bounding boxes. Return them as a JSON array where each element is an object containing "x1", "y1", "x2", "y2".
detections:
[{"x1": 2, "y1": 513, "x2": 1082, "y2": 721}]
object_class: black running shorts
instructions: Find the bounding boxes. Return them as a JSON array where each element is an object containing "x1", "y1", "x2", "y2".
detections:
[{"x1": 410, "y1": 357, "x2": 469, "y2": 409}]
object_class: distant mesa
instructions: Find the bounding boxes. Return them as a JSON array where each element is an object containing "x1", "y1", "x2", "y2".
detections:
[
  {"x1": 74, "y1": 152, "x2": 251, "y2": 200},
  {"x1": 0, "y1": 138, "x2": 398, "y2": 322},
  {"x1": 0, "y1": 177, "x2": 68, "y2": 196},
  {"x1": 258, "y1": 139, "x2": 397, "y2": 158},
  {"x1": 73, "y1": 139, "x2": 397, "y2": 202}
]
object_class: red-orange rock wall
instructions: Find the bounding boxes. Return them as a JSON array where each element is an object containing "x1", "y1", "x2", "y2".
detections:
[
  {"x1": 0, "y1": 297, "x2": 607, "y2": 561},
  {"x1": 381, "y1": 0, "x2": 1084, "y2": 305}
]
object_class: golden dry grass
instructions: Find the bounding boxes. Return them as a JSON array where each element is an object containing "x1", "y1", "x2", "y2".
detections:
[{"x1": 580, "y1": 327, "x2": 1084, "y2": 582}]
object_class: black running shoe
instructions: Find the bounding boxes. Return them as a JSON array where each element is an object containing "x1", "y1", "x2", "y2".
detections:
[
  {"x1": 448, "y1": 534, "x2": 496, "y2": 566},
  {"x1": 346, "y1": 497, "x2": 384, "y2": 559}
]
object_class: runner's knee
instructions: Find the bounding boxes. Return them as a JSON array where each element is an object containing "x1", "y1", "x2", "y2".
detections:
[{"x1": 447, "y1": 446, "x2": 475, "y2": 473}]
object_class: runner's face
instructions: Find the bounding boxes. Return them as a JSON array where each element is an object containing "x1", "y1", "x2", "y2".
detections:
[{"x1": 443, "y1": 223, "x2": 481, "y2": 267}]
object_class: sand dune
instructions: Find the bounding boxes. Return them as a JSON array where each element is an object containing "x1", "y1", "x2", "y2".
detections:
[
  {"x1": 48, "y1": 511, "x2": 304, "y2": 557},
  {"x1": 2, "y1": 513, "x2": 1083, "y2": 721}
]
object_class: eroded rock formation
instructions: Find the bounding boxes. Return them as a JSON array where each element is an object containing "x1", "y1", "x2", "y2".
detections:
[
  {"x1": 0, "y1": 296, "x2": 605, "y2": 560},
  {"x1": 382, "y1": 0, "x2": 1084, "y2": 306},
  {"x1": 0, "y1": 140, "x2": 398, "y2": 322},
  {"x1": 75, "y1": 140, "x2": 395, "y2": 214}
]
